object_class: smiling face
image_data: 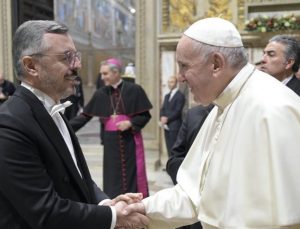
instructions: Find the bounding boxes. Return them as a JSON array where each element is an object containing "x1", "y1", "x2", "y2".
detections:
[
  {"x1": 176, "y1": 36, "x2": 216, "y2": 105},
  {"x1": 25, "y1": 33, "x2": 81, "y2": 102}
]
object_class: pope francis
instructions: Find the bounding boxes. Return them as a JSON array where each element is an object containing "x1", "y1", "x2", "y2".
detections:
[{"x1": 124, "y1": 17, "x2": 300, "y2": 229}]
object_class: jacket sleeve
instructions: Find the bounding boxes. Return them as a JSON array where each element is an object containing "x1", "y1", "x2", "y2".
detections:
[
  {"x1": 166, "y1": 111, "x2": 188, "y2": 184},
  {"x1": 166, "y1": 93, "x2": 185, "y2": 123},
  {"x1": 0, "y1": 115, "x2": 112, "y2": 229},
  {"x1": 160, "y1": 95, "x2": 168, "y2": 117}
]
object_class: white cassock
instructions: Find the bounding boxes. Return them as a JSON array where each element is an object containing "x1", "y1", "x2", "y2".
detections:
[{"x1": 143, "y1": 64, "x2": 300, "y2": 229}]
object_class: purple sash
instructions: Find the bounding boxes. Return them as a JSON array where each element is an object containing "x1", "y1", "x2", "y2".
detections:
[{"x1": 104, "y1": 115, "x2": 149, "y2": 197}]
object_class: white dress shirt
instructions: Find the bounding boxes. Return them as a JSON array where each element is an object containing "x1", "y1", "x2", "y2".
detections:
[
  {"x1": 281, "y1": 75, "x2": 293, "y2": 85},
  {"x1": 169, "y1": 87, "x2": 178, "y2": 101}
]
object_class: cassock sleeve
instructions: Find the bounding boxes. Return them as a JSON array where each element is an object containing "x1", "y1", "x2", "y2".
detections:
[
  {"x1": 130, "y1": 110, "x2": 151, "y2": 132},
  {"x1": 256, "y1": 105, "x2": 300, "y2": 225},
  {"x1": 69, "y1": 113, "x2": 93, "y2": 132},
  {"x1": 142, "y1": 184, "x2": 198, "y2": 229}
]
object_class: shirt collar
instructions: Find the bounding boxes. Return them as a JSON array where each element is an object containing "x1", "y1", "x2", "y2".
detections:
[
  {"x1": 281, "y1": 74, "x2": 293, "y2": 85},
  {"x1": 20, "y1": 82, "x2": 72, "y2": 116},
  {"x1": 170, "y1": 87, "x2": 178, "y2": 95},
  {"x1": 213, "y1": 63, "x2": 256, "y2": 111}
]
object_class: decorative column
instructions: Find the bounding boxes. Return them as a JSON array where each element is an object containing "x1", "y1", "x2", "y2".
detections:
[
  {"x1": 136, "y1": 0, "x2": 160, "y2": 160},
  {"x1": 0, "y1": 0, "x2": 14, "y2": 81}
]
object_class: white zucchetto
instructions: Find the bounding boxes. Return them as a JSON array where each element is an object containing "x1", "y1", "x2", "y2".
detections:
[{"x1": 184, "y1": 17, "x2": 243, "y2": 48}]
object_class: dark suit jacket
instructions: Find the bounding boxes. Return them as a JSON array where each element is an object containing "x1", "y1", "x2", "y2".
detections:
[
  {"x1": 166, "y1": 104, "x2": 214, "y2": 184},
  {"x1": 160, "y1": 90, "x2": 185, "y2": 131},
  {"x1": 286, "y1": 75, "x2": 300, "y2": 96},
  {"x1": 0, "y1": 86, "x2": 112, "y2": 229}
]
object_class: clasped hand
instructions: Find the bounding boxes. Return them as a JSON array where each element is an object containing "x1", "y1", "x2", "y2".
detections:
[{"x1": 103, "y1": 193, "x2": 148, "y2": 229}]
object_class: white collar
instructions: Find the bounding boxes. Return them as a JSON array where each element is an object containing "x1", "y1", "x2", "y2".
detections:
[
  {"x1": 170, "y1": 87, "x2": 178, "y2": 95},
  {"x1": 111, "y1": 79, "x2": 123, "y2": 89},
  {"x1": 21, "y1": 82, "x2": 72, "y2": 116},
  {"x1": 281, "y1": 75, "x2": 293, "y2": 85},
  {"x1": 213, "y1": 63, "x2": 255, "y2": 110}
]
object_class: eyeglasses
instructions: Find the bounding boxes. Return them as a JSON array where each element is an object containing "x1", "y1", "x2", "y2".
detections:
[{"x1": 30, "y1": 50, "x2": 81, "y2": 67}]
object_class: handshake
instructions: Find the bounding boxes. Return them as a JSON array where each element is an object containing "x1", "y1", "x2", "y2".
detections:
[{"x1": 102, "y1": 193, "x2": 148, "y2": 229}]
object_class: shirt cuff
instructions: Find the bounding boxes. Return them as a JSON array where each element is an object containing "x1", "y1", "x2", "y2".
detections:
[
  {"x1": 98, "y1": 199, "x2": 116, "y2": 228},
  {"x1": 99, "y1": 199, "x2": 111, "y2": 205},
  {"x1": 110, "y1": 206, "x2": 116, "y2": 229}
]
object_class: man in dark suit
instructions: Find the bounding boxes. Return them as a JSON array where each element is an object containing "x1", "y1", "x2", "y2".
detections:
[
  {"x1": 261, "y1": 35, "x2": 300, "y2": 96},
  {"x1": 0, "y1": 20, "x2": 147, "y2": 229},
  {"x1": 160, "y1": 76, "x2": 185, "y2": 157},
  {"x1": 166, "y1": 104, "x2": 213, "y2": 229}
]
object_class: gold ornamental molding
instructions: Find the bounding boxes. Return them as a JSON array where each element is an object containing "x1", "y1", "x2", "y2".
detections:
[
  {"x1": 237, "y1": 0, "x2": 246, "y2": 30},
  {"x1": 205, "y1": 0, "x2": 232, "y2": 20},
  {"x1": 162, "y1": 0, "x2": 196, "y2": 33},
  {"x1": 242, "y1": 31, "x2": 300, "y2": 48}
]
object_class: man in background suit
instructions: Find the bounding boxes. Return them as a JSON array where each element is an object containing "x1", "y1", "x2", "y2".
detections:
[
  {"x1": 0, "y1": 20, "x2": 147, "y2": 229},
  {"x1": 260, "y1": 35, "x2": 300, "y2": 96},
  {"x1": 166, "y1": 104, "x2": 214, "y2": 229},
  {"x1": 160, "y1": 76, "x2": 185, "y2": 157}
]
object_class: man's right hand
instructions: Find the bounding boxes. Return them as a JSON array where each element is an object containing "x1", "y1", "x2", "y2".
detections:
[{"x1": 115, "y1": 201, "x2": 148, "y2": 228}]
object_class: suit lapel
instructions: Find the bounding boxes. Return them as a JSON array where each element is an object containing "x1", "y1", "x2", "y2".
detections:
[
  {"x1": 15, "y1": 87, "x2": 91, "y2": 202},
  {"x1": 286, "y1": 75, "x2": 300, "y2": 96},
  {"x1": 63, "y1": 116, "x2": 96, "y2": 202}
]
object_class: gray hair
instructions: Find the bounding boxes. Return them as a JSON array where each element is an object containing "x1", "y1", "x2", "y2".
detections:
[
  {"x1": 191, "y1": 40, "x2": 248, "y2": 69},
  {"x1": 13, "y1": 20, "x2": 69, "y2": 79},
  {"x1": 269, "y1": 35, "x2": 300, "y2": 72}
]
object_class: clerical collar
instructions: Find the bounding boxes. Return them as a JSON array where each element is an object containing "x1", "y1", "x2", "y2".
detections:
[
  {"x1": 111, "y1": 79, "x2": 123, "y2": 89},
  {"x1": 213, "y1": 63, "x2": 255, "y2": 110},
  {"x1": 281, "y1": 75, "x2": 293, "y2": 85},
  {"x1": 20, "y1": 82, "x2": 71, "y2": 115}
]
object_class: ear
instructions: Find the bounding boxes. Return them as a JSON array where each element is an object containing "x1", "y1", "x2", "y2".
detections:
[
  {"x1": 212, "y1": 52, "x2": 225, "y2": 75},
  {"x1": 285, "y1": 58, "x2": 295, "y2": 70},
  {"x1": 22, "y1": 56, "x2": 39, "y2": 77}
]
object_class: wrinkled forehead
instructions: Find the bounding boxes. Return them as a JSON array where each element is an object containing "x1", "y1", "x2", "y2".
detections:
[
  {"x1": 176, "y1": 36, "x2": 198, "y2": 61},
  {"x1": 264, "y1": 41, "x2": 286, "y2": 54},
  {"x1": 43, "y1": 32, "x2": 75, "y2": 51}
]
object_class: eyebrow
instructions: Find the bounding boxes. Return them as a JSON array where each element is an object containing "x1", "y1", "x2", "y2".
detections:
[{"x1": 263, "y1": 50, "x2": 276, "y2": 56}]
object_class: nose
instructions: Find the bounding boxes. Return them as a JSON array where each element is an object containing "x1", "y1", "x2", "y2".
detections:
[
  {"x1": 261, "y1": 54, "x2": 267, "y2": 64},
  {"x1": 72, "y1": 57, "x2": 82, "y2": 69},
  {"x1": 177, "y1": 73, "x2": 185, "y2": 83}
]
